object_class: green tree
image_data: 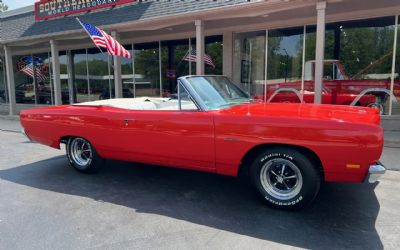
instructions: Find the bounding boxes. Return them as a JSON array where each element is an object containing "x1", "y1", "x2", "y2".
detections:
[
  {"x1": 0, "y1": 0, "x2": 8, "y2": 12},
  {"x1": 304, "y1": 26, "x2": 395, "y2": 79}
]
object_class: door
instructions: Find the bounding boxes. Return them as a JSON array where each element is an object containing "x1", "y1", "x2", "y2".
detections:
[{"x1": 119, "y1": 109, "x2": 215, "y2": 171}]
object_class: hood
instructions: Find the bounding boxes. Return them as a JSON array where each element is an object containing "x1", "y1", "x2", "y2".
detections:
[{"x1": 218, "y1": 102, "x2": 381, "y2": 126}]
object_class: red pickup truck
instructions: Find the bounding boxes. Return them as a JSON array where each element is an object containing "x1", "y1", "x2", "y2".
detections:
[{"x1": 256, "y1": 60, "x2": 400, "y2": 114}]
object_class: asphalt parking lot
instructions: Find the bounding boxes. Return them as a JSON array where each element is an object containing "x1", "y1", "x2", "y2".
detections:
[{"x1": 0, "y1": 129, "x2": 400, "y2": 250}]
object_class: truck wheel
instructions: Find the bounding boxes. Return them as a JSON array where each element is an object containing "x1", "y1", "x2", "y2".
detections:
[
  {"x1": 250, "y1": 147, "x2": 321, "y2": 210},
  {"x1": 66, "y1": 137, "x2": 103, "y2": 174}
]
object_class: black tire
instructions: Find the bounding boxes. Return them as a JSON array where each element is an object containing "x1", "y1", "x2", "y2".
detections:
[
  {"x1": 250, "y1": 147, "x2": 321, "y2": 210},
  {"x1": 66, "y1": 137, "x2": 103, "y2": 174}
]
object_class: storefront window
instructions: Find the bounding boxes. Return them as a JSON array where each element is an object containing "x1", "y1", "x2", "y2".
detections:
[
  {"x1": 87, "y1": 48, "x2": 114, "y2": 101},
  {"x1": 266, "y1": 27, "x2": 304, "y2": 103},
  {"x1": 161, "y1": 39, "x2": 190, "y2": 96},
  {"x1": 36, "y1": 53, "x2": 53, "y2": 105},
  {"x1": 121, "y1": 44, "x2": 134, "y2": 98},
  {"x1": 190, "y1": 38, "x2": 196, "y2": 75},
  {"x1": 159, "y1": 36, "x2": 221, "y2": 96},
  {"x1": 393, "y1": 17, "x2": 400, "y2": 115},
  {"x1": 59, "y1": 51, "x2": 70, "y2": 104},
  {"x1": 306, "y1": 17, "x2": 396, "y2": 114},
  {"x1": 13, "y1": 54, "x2": 52, "y2": 105},
  {"x1": 0, "y1": 58, "x2": 7, "y2": 104},
  {"x1": 233, "y1": 31, "x2": 266, "y2": 96},
  {"x1": 205, "y1": 36, "x2": 223, "y2": 76},
  {"x1": 71, "y1": 49, "x2": 89, "y2": 103},
  {"x1": 134, "y1": 42, "x2": 161, "y2": 97}
]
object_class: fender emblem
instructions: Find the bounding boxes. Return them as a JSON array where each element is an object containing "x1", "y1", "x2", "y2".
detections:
[{"x1": 224, "y1": 137, "x2": 240, "y2": 142}]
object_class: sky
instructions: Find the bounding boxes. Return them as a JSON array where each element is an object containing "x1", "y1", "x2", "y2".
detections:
[{"x1": 3, "y1": 0, "x2": 33, "y2": 11}]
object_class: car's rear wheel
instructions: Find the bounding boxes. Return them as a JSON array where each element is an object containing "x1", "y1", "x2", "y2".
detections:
[
  {"x1": 66, "y1": 137, "x2": 103, "y2": 174},
  {"x1": 250, "y1": 147, "x2": 321, "y2": 210}
]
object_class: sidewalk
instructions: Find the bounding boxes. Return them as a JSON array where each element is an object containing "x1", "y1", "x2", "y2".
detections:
[
  {"x1": 1, "y1": 114, "x2": 399, "y2": 147},
  {"x1": 0, "y1": 115, "x2": 22, "y2": 133}
]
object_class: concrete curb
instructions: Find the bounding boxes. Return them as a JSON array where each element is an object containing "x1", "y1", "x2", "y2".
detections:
[{"x1": 0, "y1": 115, "x2": 19, "y2": 121}]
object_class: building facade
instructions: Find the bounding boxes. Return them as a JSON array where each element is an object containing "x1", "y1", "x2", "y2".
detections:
[{"x1": 0, "y1": 0, "x2": 400, "y2": 117}]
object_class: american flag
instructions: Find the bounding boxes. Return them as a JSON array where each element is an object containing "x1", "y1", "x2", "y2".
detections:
[
  {"x1": 20, "y1": 63, "x2": 47, "y2": 83},
  {"x1": 78, "y1": 19, "x2": 132, "y2": 59},
  {"x1": 183, "y1": 49, "x2": 215, "y2": 69}
]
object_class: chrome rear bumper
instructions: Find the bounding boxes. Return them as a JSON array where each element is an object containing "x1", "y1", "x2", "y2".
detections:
[{"x1": 367, "y1": 162, "x2": 386, "y2": 183}]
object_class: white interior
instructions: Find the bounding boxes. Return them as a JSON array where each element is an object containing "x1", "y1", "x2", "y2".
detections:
[{"x1": 73, "y1": 97, "x2": 198, "y2": 111}]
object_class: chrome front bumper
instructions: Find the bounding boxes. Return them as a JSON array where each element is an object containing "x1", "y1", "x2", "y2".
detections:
[{"x1": 367, "y1": 162, "x2": 386, "y2": 183}]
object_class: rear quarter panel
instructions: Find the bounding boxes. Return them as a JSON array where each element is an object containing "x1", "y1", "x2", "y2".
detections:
[{"x1": 20, "y1": 106, "x2": 120, "y2": 150}]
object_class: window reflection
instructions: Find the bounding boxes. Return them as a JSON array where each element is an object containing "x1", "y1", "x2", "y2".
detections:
[
  {"x1": 161, "y1": 39, "x2": 190, "y2": 96},
  {"x1": 13, "y1": 54, "x2": 53, "y2": 105},
  {"x1": 133, "y1": 42, "x2": 161, "y2": 97},
  {"x1": 0, "y1": 58, "x2": 7, "y2": 104},
  {"x1": 266, "y1": 27, "x2": 304, "y2": 103},
  {"x1": 393, "y1": 19, "x2": 400, "y2": 115},
  {"x1": 87, "y1": 48, "x2": 114, "y2": 101},
  {"x1": 59, "y1": 51, "x2": 70, "y2": 104},
  {"x1": 70, "y1": 49, "x2": 88, "y2": 103},
  {"x1": 205, "y1": 36, "x2": 223, "y2": 76},
  {"x1": 233, "y1": 16, "x2": 399, "y2": 115},
  {"x1": 306, "y1": 17, "x2": 396, "y2": 114},
  {"x1": 120, "y1": 44, "x2": 134, "y2": 99},
  {"x1": 233, "y1": 31, "x2": 266, "y2": 96}
]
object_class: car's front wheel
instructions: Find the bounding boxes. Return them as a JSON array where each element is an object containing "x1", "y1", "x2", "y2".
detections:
[
  {"x1": 250, "y1": 147, "x2": 321, "y2": 210},
  {"x1": 66, "y1": 137, "x2": 103, "y2": 174}
]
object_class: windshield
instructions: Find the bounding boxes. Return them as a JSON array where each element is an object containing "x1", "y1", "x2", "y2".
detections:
[{"x1": 185, "y1": 76, "x2": 252, "y2": 110}]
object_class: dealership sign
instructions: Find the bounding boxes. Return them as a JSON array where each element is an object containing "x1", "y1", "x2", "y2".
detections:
[{"x1": 35, "y1": 0, "x2": 136, "y2": 21}]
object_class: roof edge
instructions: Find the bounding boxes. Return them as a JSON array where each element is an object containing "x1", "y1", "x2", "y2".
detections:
[{"x1": 0, "y1": 5, "x2": 34, "y2": 19}]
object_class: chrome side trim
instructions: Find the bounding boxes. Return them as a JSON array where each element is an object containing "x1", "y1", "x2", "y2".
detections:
[{"x1": 367, "y1": 162, "x2": 386, "y2": 183}]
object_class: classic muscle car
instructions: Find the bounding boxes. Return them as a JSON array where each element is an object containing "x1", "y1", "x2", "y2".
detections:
[{"x1": 20, "y1": 75, "x2": 386, "y2": 210}]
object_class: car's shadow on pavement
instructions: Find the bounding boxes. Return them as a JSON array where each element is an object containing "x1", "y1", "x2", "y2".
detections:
[{"x1": 0, "y1": 156, "x2": 383, "y2": 249}]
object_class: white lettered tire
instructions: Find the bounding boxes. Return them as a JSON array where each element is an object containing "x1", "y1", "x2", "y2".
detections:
[{"x1": 250, "y1": 147, "x2": 321, "y2": 210}]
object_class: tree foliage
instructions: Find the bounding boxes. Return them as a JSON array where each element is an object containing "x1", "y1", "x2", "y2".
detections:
[{"x1": 0, "y1": 0, "x2": 8, "y2": 12}]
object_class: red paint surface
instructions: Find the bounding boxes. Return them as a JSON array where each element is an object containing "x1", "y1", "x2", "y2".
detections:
[{"x1": 20, "y1": 102, "x2": 383, "y2": 183}]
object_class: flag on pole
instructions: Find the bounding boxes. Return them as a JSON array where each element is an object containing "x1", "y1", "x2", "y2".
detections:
[
  {"x1": 183, "y1": 49, "x2": 215, "y2": 69},
  {"x1": 77, "y1": 19, "x2": 132, "y2": 59},
  {"x1": 20, "y1": 63, "x2": 47, "y2": 83}
]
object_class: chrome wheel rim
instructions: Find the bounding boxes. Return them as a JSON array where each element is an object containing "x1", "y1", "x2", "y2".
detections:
[
  {"x1": 70, "y1": 138, "x2": 92, "y2": 168},
  {"x1": 260, "y1": 158, "x2": 303, "y2": 200}
]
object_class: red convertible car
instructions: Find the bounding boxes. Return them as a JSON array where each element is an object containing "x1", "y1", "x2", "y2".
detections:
[{"x1": 20, "y1": 75, "x2": 386, "y2": 210}]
